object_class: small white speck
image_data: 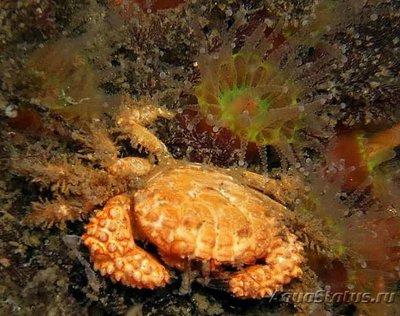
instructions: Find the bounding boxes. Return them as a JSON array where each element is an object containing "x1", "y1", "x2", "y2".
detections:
[
  {"x1": 360, "y1": 260, "x2": 367, "y2": 268},
  {"x1": 264, "y1": 18, "x2": 274, "y2": 28},
  {"x1": 110, "y1": 207, "x2": 121, "y2": 219},
  {"x1": 115, "y1": 258, "x2": 124, "y2": 269},
  {"x1": 370, "y1": 13, "x2": 378, "y2": 21},
  {"x1": 134, "y1": 270, "x2": 142, "y2": 281},
  {"x1": 108, "y1": 243, "x2": 117, "y2": 253},
  {"x1": 347, "y1": 283, "x2": 355, "y2": 290},
  {"x1": 5, "y1": 104, "x2": 18, "y2": 118},
  {"x1": 319, "y1": 98, "x2": 327, "y2": 105},
  {"x1": 99, "y1": 232, "x2": 108, "y2": 242},
  {"x1": 58, "y1": 205, "x2": 69, "y2": 216},
  {"x1": 107, "y1": 264, "x2": 115, "y2": 274},
  {"x1": 212, "y1": 52, "x2": 219, "y2": 60}
]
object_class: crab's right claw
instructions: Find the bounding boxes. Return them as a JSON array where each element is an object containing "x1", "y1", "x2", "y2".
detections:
[{"x1": 82, "y1": 195, "x2": 170, "y2": 289}]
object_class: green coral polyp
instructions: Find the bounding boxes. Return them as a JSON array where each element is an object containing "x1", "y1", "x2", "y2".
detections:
[
  {"x1": 218, "y1": 86, "x2": 272, "y2": 112},
  {"x1": 195, "y1": 52, "x2": 302, "y2": 145}
]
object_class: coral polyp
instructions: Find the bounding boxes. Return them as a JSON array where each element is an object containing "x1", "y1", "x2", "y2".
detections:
[
  {"x1": 192, "y1": 1, "x2": 359, "y2": 151},
  {"x1": 325, "y1": 123, "x2": 400, "y2": 191},
  {"x1": 195, "y1": 51, "x2": 301, "y2": 144}
]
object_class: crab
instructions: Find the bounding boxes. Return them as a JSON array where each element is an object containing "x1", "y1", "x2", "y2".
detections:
[{"x1": 82, "y1": 101, "x2": 305, "y2": 299}]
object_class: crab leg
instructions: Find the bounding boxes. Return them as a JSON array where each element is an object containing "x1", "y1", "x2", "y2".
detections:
[
  {"x1": 118, "y1": 119, "x2": 171, "y2": 158},
  {"x1": 119, "y1": 95, "x2": 175, "y2": 125},
  {"x1": 82, "y1": 195, "x2": 170, "y2": 289},
  {"x1": 115, "y1": 98, "x2": 175, "y2": 160},
  {"x1": 228, "y1": 231, "x2": 304, "y2": 298},
  {"x1": 238, "y1": 170, "x2": 305, "y2": 208},
  {"x1": 107, "y1": 157, "x2": 153, "y2": 177}
]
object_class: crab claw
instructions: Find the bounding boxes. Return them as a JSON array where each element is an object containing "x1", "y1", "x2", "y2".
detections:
[
  {"x1": 82, "y1": 195, "x2": 170, "y2": 289},
  {"x1": 200, "y1": 232, "x2": 304, "y2": 299}
]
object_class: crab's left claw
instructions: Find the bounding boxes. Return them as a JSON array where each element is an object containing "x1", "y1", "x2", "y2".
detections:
[{"x1": 206, "y1": 231, "x2": 304, "y2": 299}]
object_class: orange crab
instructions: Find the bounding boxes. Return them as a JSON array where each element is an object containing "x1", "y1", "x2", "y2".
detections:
[{"x1": 82, "y1": 102, "x2": 304, "y2": 299}]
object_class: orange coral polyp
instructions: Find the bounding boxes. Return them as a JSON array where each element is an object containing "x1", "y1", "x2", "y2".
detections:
[
  {"x1": 195, "y1": 52, "x2": 301, "y2": 145},
  {"x1": 326, "y1": 123, "x2": 400, "y2": 191}
]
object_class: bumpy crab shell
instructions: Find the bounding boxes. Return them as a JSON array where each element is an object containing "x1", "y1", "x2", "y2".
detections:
[{"x1": 82, "y1": 101, "x2": 305, "y2": 299}]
